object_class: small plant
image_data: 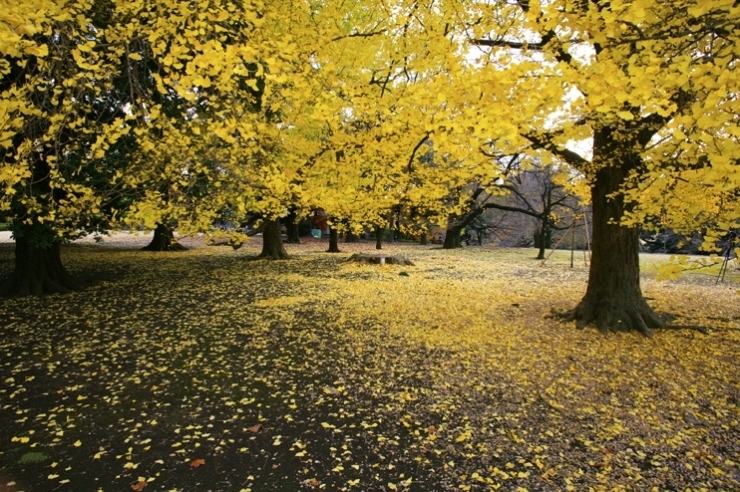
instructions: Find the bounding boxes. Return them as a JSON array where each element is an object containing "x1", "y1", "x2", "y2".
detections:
[{"x1": 19, "y1": 452, "x2": 49, "y2": 464}]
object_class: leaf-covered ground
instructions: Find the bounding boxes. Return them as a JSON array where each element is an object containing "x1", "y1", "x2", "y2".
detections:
[{"x1": 1, "y1": 235, "x2": 739, "y2": 492}]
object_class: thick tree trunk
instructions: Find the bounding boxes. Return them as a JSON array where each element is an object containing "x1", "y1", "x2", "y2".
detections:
[
  {"x1": 420, "y1": 234, "x2": 427, "y2": 245},
  {"x1": 2, "y1": 230, "x2": 84, "y2": 297},
  {"x1": 536, "y1": 245, "x2": 546, "y2": 260},
  {"x1": 142, "y1": 223, "x2": 187, "y2": 251},
  {"x1": 535, "y1": 226, "x2": 547, "y2": 260},
  {"x1": 443, "y1": 224, "x2": 463, "y2": 249},
  {"x1": 285, "y1": 212, "x2": 301, "y2": 244},
  {"x1": 565, "y1": 160, "x2": 663, "y2": 336},
  {"x1": 327, "y1": 228, "x2": 341, "y2": 253},
  {"x1": 375, "y1": 226, "x2": 383, "y2": 250},
  {"x1": 255, "y1": 218, "x2": 289, "y2": 260},
  {"x1": 534, "y1": 221, "x2": 554, "y2": 259}
]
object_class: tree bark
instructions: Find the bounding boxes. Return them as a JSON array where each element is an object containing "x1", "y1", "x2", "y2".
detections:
[
  {"x1": 420, "y1": 233, "x2": 427, "y2": 245},
  {"x1": 142, "y1": 223, "x2": 187, "y2": 251},
  {"x1": 285, "y1": 211, "x2": 301, "y2": 244},
  {"x1": 564, "y1": 158, "x2": 663, "y2": 336},
  {"x1": 255, "y1": 218, "x2": 289, "y2": 260},
  {"x1": 535, "y1": 224, "x2": 550, "y2": 260},
  {"x1": 327, "y1": 228, "x2": 341, "y2": 253},
  {"x1": 536, "y1": 241, "x2": 546, "y2": 260},
  {"x1": 375, "y1": 226, "x2": 383, "y2": 250},
  {"x1": 2, "y1": 227, "x2": 85, "y2": 297},
  {"x1": 443, "y1": 221, "x2": 463, "y2": 249}
]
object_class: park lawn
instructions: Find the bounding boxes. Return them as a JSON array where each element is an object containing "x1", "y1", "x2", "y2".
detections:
[{"x1": 0, "y1": 238, "x2": 739, "y2": 492}]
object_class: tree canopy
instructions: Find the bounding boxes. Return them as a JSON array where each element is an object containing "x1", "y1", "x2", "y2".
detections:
[{"x1": 2, "y1": 0, "x2": 739, "y2": 335}]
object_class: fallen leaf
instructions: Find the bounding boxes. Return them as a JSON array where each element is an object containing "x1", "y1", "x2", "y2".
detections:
[
  {"x1": 190, "y1": 458, "x2": 206, "y2": 468},
  {"x1": 132, "y1": 481, "x2": 147, "y2": 491},
  {"x1": 247, "y1": 424, "x2": 262, "y2": 433}
]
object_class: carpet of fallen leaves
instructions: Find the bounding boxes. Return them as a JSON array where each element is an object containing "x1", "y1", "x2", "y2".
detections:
[{"x1": 1, "y1": 235, "x2": 739, "y2": 492}]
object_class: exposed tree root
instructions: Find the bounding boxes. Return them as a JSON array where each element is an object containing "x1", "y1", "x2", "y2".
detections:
[
  {"x1": 549, "y1": 307, "x2": 714, "y2": 336},
  {"x1": 141, "y1": 224, "x2": 187, "y2": 252},
  {"x1": 553, "y1": 297, "x2": 664, "y2": 337},
  {"x1": 142, "y1": 242, "x2": 187, "y2": 252},
  {"x1": 660, "y1": 324, "x2": 709, "y2": 334},
  {"x1": 207, "y1": 238, "x2": 243, "y2": 250},
  {"x1": 2, "y1": 243, "x2": 85, "y2": 297},
  {"x1": 249, "y1": 251, "x2": 290, "y2": 261}
]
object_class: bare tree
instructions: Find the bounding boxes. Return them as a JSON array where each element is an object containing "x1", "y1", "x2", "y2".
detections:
[{"x1": 443, "y1": 157, "x2": 582, "y2": 259}]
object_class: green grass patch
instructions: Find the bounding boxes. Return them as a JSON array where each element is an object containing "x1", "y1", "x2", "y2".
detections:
[{"x1": 18, "y1": 452, "x2": 49, "y2": 464}]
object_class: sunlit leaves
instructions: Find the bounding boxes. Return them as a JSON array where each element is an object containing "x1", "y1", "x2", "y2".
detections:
[{"x1": 464, "y1": 0, "x2": 740, "y2": 253}]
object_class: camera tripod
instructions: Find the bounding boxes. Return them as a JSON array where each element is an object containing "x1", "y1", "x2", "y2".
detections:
[{"x1": 717, "y1": 232, "x2": 736, "y2": 283}]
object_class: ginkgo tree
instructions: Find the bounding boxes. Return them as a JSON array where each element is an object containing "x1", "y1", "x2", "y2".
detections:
[
  {"x1": 467, "y1": 0, "x2": 740, "y2": 335},
  {"x1": 6, "y1": 0, "x2": 737, "y2": 320},
  {"x1": 0, "y1": 0, "x2": 323, "y2": 291},
  {"x1": 0, "y1": 0, "x2": 140, "y2": 295},
  {"x1": 113, "y1": 0, "x2": 330, "y2": 259},
  {"x1": 289, "y1": 0, "x2": 495, "y2": 252}
]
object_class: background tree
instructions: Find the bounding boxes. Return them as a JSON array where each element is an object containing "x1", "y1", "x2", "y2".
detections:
[
  {"x1": 1, "y1": 1, "x2": 139, "y2": 295},
  {"x1": 497, "y1": 162, "x2": 582, "y2": 259},
  {"x1": 467, "y1": 209, "x2": 512, "y2": 246},
  {"x1": 469, "y1": 0, "x2": 740, "y2": 334}
]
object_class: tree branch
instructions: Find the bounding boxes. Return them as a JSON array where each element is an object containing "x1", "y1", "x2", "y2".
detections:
[
  {"x1": 407, "y1": 133, "x2": 431, "y2": 173},
  {"x1": 472, "y1": 30, "x2": 572, "y2": 64},
  {"x1": 332, "y1": 27, "x2": 387, "y2": 43},
  {"x1": 481, "y1": 201, "x2": 544, "y2": 219},
  {"x1": 524, "y1": 133, "x2": 590, "y2": 170}
]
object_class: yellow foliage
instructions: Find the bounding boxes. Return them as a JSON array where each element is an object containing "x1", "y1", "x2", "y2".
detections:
[{"x1": 2, "y1": 0, "x2": 739, "y2": 290}]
